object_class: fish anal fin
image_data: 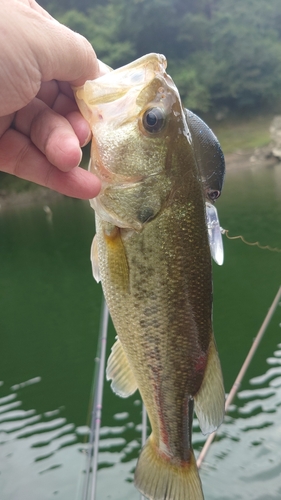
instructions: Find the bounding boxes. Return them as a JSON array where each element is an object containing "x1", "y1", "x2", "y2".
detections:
[
  {"x1": 194, "y1": 338, "x2": 225, "y2": 435},
  {"x1": 90, "y1": 235, "x2": 100, "y2": 283},
  {"x1": 106, "y1": 338, "x2": 138, "y2": 398},
  {"x1": 135, "y1": 436, "x2": 204, "y2": 500}
]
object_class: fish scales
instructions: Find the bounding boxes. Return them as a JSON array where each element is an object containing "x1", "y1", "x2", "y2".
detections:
[
  {"x1": 96, "y1": 182, "x2": 211, "y2": 448},
  {"x1": 74, "y1": 53, "x2": 225, "y2": 500}
]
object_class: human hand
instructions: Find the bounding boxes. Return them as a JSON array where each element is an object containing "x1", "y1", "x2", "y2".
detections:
[{"x1": 0, "y1": 0, "x2": 107, "y2": 199}]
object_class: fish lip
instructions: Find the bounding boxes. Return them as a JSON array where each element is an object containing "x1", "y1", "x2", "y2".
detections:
[
  {"x1": 78, "y1": 52, "x2": 180, "y2": 230},
  {"x1": 76, "y1": 52, "x2": 180, "y2": 183},
  {"x1": 75, "y1": 53, "x2": 167, "y2": 106}
]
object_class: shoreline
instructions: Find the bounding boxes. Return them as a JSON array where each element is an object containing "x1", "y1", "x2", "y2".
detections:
[
  {"x1": 224, "y1": 146, "x2": 279, "y2": 172},
  {"x1": 0, "y1": 186, "x2": 65, "y2": 211},
  {"x1": 0, "y1": 148, "x2": 279, "y2": 211}
]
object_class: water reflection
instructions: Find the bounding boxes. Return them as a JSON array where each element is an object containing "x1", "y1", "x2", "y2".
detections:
[
  {"x1": 89, "y1": 328, "x2": 281, "y2": 500},
  {"x1": 200, "y1": 336, "x2": 281, "y2": 500},
  {"x1": 0, "y1": 376, "x2": 146, "y2": 500},
  {"x1": 94, "y1": 398, "x2": 145, "y2": 500},
  {"x1": 0, "y1": 377, "x2": 87, "y2": 499}
]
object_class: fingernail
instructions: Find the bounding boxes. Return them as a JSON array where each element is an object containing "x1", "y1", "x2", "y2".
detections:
[
  {"x1": 81, "y1": 129, "x2": 92, "y2": 148},
  {"x1": 76, "y1": 148, "x2": 83, "y2": 167}
]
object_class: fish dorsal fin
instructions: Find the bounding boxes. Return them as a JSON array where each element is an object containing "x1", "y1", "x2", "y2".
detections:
[
  {"x1": 90, "y1": 234, "x2": 100, "y2": 283},
  {"x1": 106, "y1": 338, "x2": 138, "y2": 398},
  {"x1": 194, "y1": 338, "x2": 225, "y2": 435},
  {"x1": 206, "y1": 202, "x2": 224, "y2": 266}
]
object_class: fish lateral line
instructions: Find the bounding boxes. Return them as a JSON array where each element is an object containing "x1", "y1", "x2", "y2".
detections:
[{"x1": 157, "y1": 443, "x2": 193, "y2": 468}]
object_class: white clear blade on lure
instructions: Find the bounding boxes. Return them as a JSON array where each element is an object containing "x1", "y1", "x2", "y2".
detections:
[{"x1": 206, "y1": 202, "x2": 224, "y2": 266}]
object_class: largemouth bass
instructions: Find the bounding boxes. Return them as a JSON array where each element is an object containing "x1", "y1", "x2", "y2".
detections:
[{"x1": 74, "y1": 53, "x2": 225, "y2": 500}]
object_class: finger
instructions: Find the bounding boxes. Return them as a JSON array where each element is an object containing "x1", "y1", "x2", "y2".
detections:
[
  {"x1": 0, "y1": 2, "x2": 101, "y2": 117},
  {"x1": 36, "y1": 80, "x2": 59, "y2": 107},
  {"x1": 0, "y1": 128, "x2": 101, "y2": 199},
  {"x1": 26, "y1": 0, "x2": 54, "y2": 19},
  {"x1": 27, "y1": 13, "x2": 101, "y2": 86},
  {"x1": 58, "y1": 81, "x2": 76, "y2": 101},
  {"x1": 36, "y1": 82, "x2": 77, "y2": 116},
  {"x1": 51, "y1": 93, "x2": 91, "y2": 146},
  {"x1": 14, "y1": 97, "x2": 91, "y2": 165},
  {"x1": 0, "y1": 114, "x2": 14, "y2": 138},
  {"x1": 51, "y1": 92, "x2": 77, "y2": 116},
  {"x1": 14, "y1": 98, "x2": 81, "y2": 171},
  {"x1": 65, "y1": 111, "x2": 91, "y2": 147},
  {"x1": 98, "y1": 59, "x2": 113, "y2": 75}
]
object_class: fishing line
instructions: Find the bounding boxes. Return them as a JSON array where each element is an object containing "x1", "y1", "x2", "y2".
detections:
[{"x1": 221, "y1": 228, "x2": 281, "y2": 253}]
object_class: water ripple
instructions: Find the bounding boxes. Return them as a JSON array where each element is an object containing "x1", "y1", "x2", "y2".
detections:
[
  {"x1": 0, "y1": 393, "x2": 17, "y2": 406},
  {"x1": 0, "y1": 401, "x2": 22, "y2": 414},
  {"x1": 0, "y1": 377, "x2": 88, "y2": 500},
  {"x1": 0, "y1": 414, "x2": 41, "y2": 433},
  {"x1": 0, "y1": 408, "x2": 36, "y2": 423},
  {"x1": 200, "y1": 338, "x2": 281, "y2": 500}
]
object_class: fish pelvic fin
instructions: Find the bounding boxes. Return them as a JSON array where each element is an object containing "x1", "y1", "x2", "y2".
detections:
[
  {"x1": 90, "y1": 235, "x2": 100, "y2": 283},
  {"x1": 134, "y1": 436, "x2": 204, "y2": 500},
  {"x1": 194, "y1": 338, "x2": 225, "y2": 435},
  {"x1": 106, "y1": 338, "x2": 138, "y2": 398}
]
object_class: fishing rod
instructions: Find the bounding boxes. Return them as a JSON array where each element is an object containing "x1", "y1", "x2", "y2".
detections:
[
  {"x1": 82, "y1": 297, "x2": 109, "y2": 500},
  {"x1": 140, "y1": 405, "x2": 147, "y2": 500},
  {"x1": 82, "y1": 297, "x2": 148, "y2": 500},
  {"x1": 197, "y1": 285, "x2": 281, "y2": 469}
]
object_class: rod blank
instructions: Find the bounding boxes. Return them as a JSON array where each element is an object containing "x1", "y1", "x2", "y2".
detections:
[
  {"x1": 140, "y1": 404, "x2": 147, "y2": 500},
  {"x1": 82, "y1": 298, "x2": 109, "y2": 500}
]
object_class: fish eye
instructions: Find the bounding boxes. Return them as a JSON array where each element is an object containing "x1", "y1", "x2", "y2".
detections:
[{"x1": 142, "y1": 107, "x2": 165, "y2": 133}]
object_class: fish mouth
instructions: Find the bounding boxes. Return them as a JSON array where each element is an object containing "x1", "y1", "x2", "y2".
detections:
[
  {"x1": 74, "y1": 53, "x2": 181, "y2": 229},
  {"x1": 76, "y1": 53, "x2": 178, "y2": 184},
  {"x1": 75, "y1": 53, "x2": 168, "y2": 107},
  {"x1": 75, "y1": 54, "x2": 171, "y2": 183}
]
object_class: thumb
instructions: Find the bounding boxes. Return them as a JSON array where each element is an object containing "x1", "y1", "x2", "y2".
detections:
[
  {"x1": 0, "y1": 1, "x2": 101, "y2": 115},
  {"x1": 34, "y1": 24, "x2": 100, "y2": 87}
]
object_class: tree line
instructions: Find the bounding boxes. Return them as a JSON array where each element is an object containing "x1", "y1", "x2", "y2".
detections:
[{"x1": 39, "y1": 0, "x2": 281, "y2": 114}]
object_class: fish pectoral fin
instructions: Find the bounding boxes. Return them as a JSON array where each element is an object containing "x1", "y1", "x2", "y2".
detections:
[
  {"x1": 104, "y1": 226, "x2": 130, "y2": 292},
  {"x1": 135, "y1": 436, "x2": 204, "y2": 500},
  {"x1": 106, "y1": 338, "x2": 138, "y2": 398},
  {"x1": 194, "y1": 338, "x2": 225, "y2": 435},
  {"x1": 90, "y1": 235, "x2": 100, "y2": 283}
]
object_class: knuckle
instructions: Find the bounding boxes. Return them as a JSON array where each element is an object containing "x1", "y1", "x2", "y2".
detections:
[{"x1": 13, "y1": 141, "x2": 31, "y2": 177}]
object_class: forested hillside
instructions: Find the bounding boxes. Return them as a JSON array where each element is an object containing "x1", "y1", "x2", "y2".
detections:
[{"x1": 39, "y1": 0, "x2": 281, "y2": 114}]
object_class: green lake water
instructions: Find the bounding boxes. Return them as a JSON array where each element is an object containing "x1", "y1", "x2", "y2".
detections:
[{"x1": 1, "y1": 161, "x2": 281, "y2": 500}]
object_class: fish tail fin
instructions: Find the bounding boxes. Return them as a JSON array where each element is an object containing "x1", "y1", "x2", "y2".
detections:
[{"x1": 134, "y1": 436, "x2": 204, "y2": 500}]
